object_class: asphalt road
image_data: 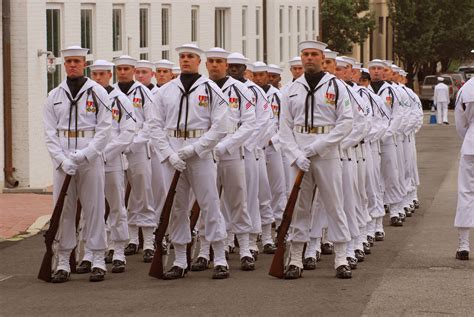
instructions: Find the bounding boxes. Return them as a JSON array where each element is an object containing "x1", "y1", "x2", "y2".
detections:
[{"x1": 1, "y1": 112, "x2": 473, "y2": 316}]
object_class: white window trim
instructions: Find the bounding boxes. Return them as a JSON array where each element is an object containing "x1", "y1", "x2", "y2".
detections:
[
  {"x1": 161, "y1": 4, "x2": 171, "y2": 58},
  {"x1": 112, "y1": 5, "x2": 124, "y2": 55},
  {"x1": 191, "y1": 5, "x2": 199, "y2": 44},
  {"x1": 81, "y1": 4, "x2": 95, "y2": 61},
  {"x1": 256, "y1": 6, "x2": 262, "y2": 60},
  {"x1": 139, "y1": 4, "x2": 150, "y2": 57},
  {"x1": 242, "y1": 6, "x2": 247, "y2": 55}
]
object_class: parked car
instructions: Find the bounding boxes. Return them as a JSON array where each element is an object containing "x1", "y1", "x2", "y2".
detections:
[
  {"x1": 458, "y1": 65, "x2": 474, "y2": 80},
  {"x1": 419, "y1": 75, "x2": 457, "y2": 109}
]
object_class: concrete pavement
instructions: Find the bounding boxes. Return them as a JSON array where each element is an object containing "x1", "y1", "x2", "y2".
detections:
[{"x1": 0, "y1": 111, "x2": 473, "y2": 316}]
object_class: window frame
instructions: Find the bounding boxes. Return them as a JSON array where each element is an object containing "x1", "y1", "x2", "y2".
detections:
[
  {"x1": 46, "y1": 4, "x2": 63, "y2": 93},
  {"x1": 112, "y1": 5, "x2": 124, "y2": 53}
]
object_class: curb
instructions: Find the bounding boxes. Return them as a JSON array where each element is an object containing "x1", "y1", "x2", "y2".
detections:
[{"x1": 0, "y1": 214, "x2": 51, "y2": 242}]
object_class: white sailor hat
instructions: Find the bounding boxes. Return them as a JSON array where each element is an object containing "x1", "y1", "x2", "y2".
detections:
[
  {"x1": 114, "y1": 55, "x2": 137, "y2": 67},
  {"x1": 155, "y1": 59, "x2": 174, "y2": 70},
  {"x1": 367, "y1": 59, "x2": 386, "y2": 68},
  {"x1": 228, "y1": 52, "x2": 249, "y2": 65},
  {"x1": 298, "y1": 40, "x2": 328, "y2": 53},
  {"x1": 89, "y1": 59, "x2": 114, "y2": 72},
  {"x1": 383, "y1": 60, "x2": 393, "y2": 67},
  {"x1": 399, "y1": 69, "x2": 407, "y2": 76},
  {"x1": 288, "y1": 56, "x2": 302, "y2": 67},
  {"x1": 391, "y1": 64, "x2": 401, "y2": 72},
  {"x1": 176, "y1": 43, "x2": 204, "y2": 56},
  {"x1": 267, "y1": 64, "x2": 283, "y2": 74},
  {"x1": 362, "y1": 68, "x2": 369, "y2": 73},
  {"x1": 172, "y1": 66, "x2": 181, "y2": 75},
  {"x1": 335, "y1": 57, "x2": 351, "y2": 68},
  {"x1": 341, "y1": 56, "x2": 356, "y2": 67},
  {"x1": 246, "y1": 63, "x2": 255, "y2": 72},
  {"x1": 437, "y1": 76, "x2": 444, "y2": 81},
  {"x1": 253, "y1": 61, "x2": 268, "y2": 72},
  {"x1": 323, "y1": 49, "x2": 338, "y2": 60},
  {"x1": 136, "y1": 60, "x2": 155, "y2": 71},
  {"x1": 61, "y1": 45, "x2": 89, "y2": 58},
  {"x1": 353, "y1": 62, "x2": 363, "y2": 70},
  {"x1": 205, "y1": 47, "x2": 230, "y2": 59}
]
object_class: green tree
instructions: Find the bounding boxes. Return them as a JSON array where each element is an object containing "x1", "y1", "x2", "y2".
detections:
[{"x1": 321, "y1": 0, "x2": 376, "y2": 54}]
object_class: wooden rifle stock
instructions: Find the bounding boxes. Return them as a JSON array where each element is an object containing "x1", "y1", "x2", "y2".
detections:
[
  {"x1": 149, "y1": 171, "x2": 181, "y2": 279},
  {"x1": 268, "y1": 170, "x2": 305, "y2": 278},
  {"x1": 69, "y1": 200, "x2": 82, "y2": 273},
  {"x1": 186, "y1": 201, "x2": 201, "y2": 269},
  {"x1": 125, "y1": 182, "x2": 131, "y2": 208},
  {"x1": 38, "y1": 175, "x2": 72, "y2": 282}
]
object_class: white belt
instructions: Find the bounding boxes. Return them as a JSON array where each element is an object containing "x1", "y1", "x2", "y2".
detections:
[
  {"x1": 294, "y1": 125, "x2": 334, "y2": 134},
  {"x1": 57, "y1": 130, "x2": 95, "y2": 138},
  {"x1": 167, "y1": 129, "x2": 207, "y2": 138}
]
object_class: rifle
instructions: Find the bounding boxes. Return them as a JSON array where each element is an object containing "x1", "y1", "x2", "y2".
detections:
[
  {"x1": 149, "y1": 170, "x2": 181, "y2": 279},
  {"x1": 268, "y1": 170, "x2": 305, "y2": 278},
  {"x1": 69, "y1": 200, "x2": 82, "y2": 273},
  {"x1": 38, "y1": 174, "x2": 72, "y2": 282},
  {"x1": 186, "y1": 201, "x2": 201, "y2": 269},
  {"x1": 125, "y1": 182, "x2": 131, "y2": 208}
]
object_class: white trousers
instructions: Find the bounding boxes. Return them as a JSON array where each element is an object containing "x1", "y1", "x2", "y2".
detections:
[
  {"x1": 396, "y1": 135, "x2": 409, "y2": 203},
  {"x1": 257, "y1": 149, "x2": 274, "y2": 226},
  {"x1": 244, "y1": 149, "x2": 261, "y2": 233},
  {"x1": 290, "y1": 157, "x2": 350, "y2": 243},
  {"x1": 217, "y1": 158, "x2": 253, "y2": 234},
  {"x1": 437, "y1": 102, "x2": 448, "y2": 123},
  {"x1": 380, "y1": 141, "x2": 404, "y2": 205},
  {"x1": 371, "y1": 142, "x2": 385, "y2": 217},
  {"x1": 265, "y1": 145, "x2": 287, "y2": 224},
  {"x1": 455, "y1": 155, "x2": 474, "y2": 228},
  {"x1": 151, "y1": 151, "x2": 175, "y2": 222},
  {"x1": 126, "y1": 145, "x2": 156, "y2": 228},
  {"x1": 169, "y1": 157, "x2": 227, "y2": 245},
  {"x1": 105, "y1": 170, "x2": 129, "y2": 242}
]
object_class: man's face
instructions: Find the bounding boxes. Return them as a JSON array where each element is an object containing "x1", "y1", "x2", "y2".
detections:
[
  {"x1": 369, "y1": 66, "x2": 384, "y2": 81},
  {"x1": 179, "y1": 53, "x2": 200, "y2": 73},
  {"x1": 290, "y1": 65, "x2": 304, "y2": 79},
  {"x1": 322, "y1": 58, "x2": 336, "y2": 74},
  {"x1": 253, "y1": 71, "x2": 269, "y2": 87},
  {"x1": 352, "y1": 69, "x2": 361, "y2": 83},
  {"x1": 244, "y1": 69, "x2": 254, "y2": 81},
  {"x1": 135, "y1": 68, "x2": 154, "y2": 86},
  {"x1": 301, "y1": 49, "x2": 324, "y2": 73},
  {"x1": 91, "y1": 70, "x2": 112, "y2": 87},
  {"x1": 392, "y1": 72, "x2": 400, "y2": 83},
  {"x1": 335, "y1": 65, "x2": 347, "y2": 80},
  {"x1": 206, "y1": 57, "x2": 228, "y2": 81},
  {"x1": 155, "y1": 68, "x2": 174, "y2": 86},
  {"x1": 64, "y1": 57, "x2": 86, "y2": 78},
  {"x1": 383, "y1": 67, "x2": 392, "y2": 81},
  {"x1": 116, "y1": 65, "x2": 135, "y2": 83},
  {"x1": 268, "y1": 73, "x2": 281, "y2": 87},
  {"x1": 227, "y1": 64, "x2": 246, "y2": 79}
]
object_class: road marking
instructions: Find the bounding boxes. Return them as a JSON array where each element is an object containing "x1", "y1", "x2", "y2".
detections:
[{"x1": 0, "y1": 273, "x2": 13, "y2": 282}]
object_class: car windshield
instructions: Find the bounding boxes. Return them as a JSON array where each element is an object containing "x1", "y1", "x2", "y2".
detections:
[{"x1": 424, "y1": 77, "x2": 438, "y2": 85}]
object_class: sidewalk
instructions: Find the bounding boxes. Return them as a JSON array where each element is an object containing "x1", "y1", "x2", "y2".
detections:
[{"x1": 0, "y1": 193, "x2": 52, "y2": 240}]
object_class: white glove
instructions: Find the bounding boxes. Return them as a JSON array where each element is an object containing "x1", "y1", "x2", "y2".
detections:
[
  {"x1": 214, "y1": 143, "x2": 227, "y2": 157},
  {"x1": 303, "y1": 143, "x2": 318, "y2": 158},
  {"x1": 61, "y1": 158, "x2": 78, "y2": 175},
  {"x1": 168, "y1": 153, "x2": 186, "y2": 172},
  {"x1": 70, "y1": 149, "x2": 87, "y2": 165},
  {"x1": 177, "y1": 145, "x2": 196, "y2": 161},
  {"x1": 295, "y1": 156, "x2": 310, "y2": 172}
]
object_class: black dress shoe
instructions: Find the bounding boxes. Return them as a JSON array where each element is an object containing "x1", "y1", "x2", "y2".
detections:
[
  {"x1": 404, "y1": 207, "x2": 412, "y2": 217},
  {"x1": 375, "y1": 231, "x2": 385, "y2": 241},
  {"x1": 212, "y1": 265, "x2": 230, "y2": 279},
  {"x1": 384, "y1": 204, "x2": 390, "y2": 214},
  {"x1": 190, "y1": 257, "x2": 210, "y2": 271},
  {"x1": 355, "y1": 249, "x2": 365, "y2": 262},
  {"x1": 263, "y1": 243, "x2": 277, "y2": 254},
  {"x1": 456, "y1": 250, "x2": 469, "y2": 261},
  {"x1": 367, "y1": 235, "x2": 375, "y2": 247},
  {"x1": 76, "y1": 260, "x2": 92, "y2": 274},
  {"x1": 303, "y1": 257, "x2": 317, "y2": 270},
  {"x1": 240, "y1": 256, "x2": 255, "y2": 271},
  {"x1": 163, "y1": 266, "x2": 187, "y2": 280},
  {"x1": 228, "y1": 246, "x2": 235, "y2": 254},
  {"x1": 250, "y1": 250, "x2": 259, "y2": 261},
  {"x1": 336, "y1": 265, "x2": 352, "y2": 279},
  {"x1": 363, "y1": 242, "x2": 371, "y2": 254},
  {"x1": 143, "y1": 249, "x2": 154, "y2": 263},
  {"x1": 89, "y1": 268, "x2": 106, "y2": 282},
  {"x1": 346, "y1": 257, "x2": 358, "y2": 270},
  {"x1": 390, "y1": 217, "x2": 403, "y2": 227},
  {"x1": 413, "y1": 200, "x2": 420, "y2": 209},
  {"x1": 111, "y1": 260, "x2": 126, "y2": 273},
  {"x1": 124, "y1": 243, "x2": 139, "y2": 256},
  {"x1": 225, "y1": 250, "x2": 229, "y2": 260},
  {"x1": 51, "y1": 270, "x2": 70, "y2": 283},
  {"x1": 409, "y1": 204, "x2": 415, "y2": 213},
  {"x1": 284, "y1": 265, "x2": 302, "y2": 279},
  {"x1": 315, "y1": 251, "x2": 321, "y2": 262},
  {"x1": 321, "y1": 243, "x2": 334, "y2": 255},
  {"x1": 104, "y1": 250, "x2": 114, "y2": 264},
  {"x1": 399, "y1": 213, "x2": 406, "y2": 222}
]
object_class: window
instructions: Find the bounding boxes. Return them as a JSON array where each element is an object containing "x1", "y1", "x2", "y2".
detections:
[
  {"x1": 81, "y1": 8, "x2": 93, "y2": 53},
  {"x1": 46, "y1": 7, "x2": 61, "y2": 93},
  {"x1": 279, "y1": 6, "x2": 284, "y2": 62},
  {"x1": 256, "y1": 6, "x2": 261, "y2": 60},
  {"x1": 162, "y1": 5, "x2": 170, "y2": 60},
  {"x1": 288, "y1": 6, "x2": 292, "y2": 58},
  {"x1": 140, "y1": 7, "x2": 149, "y2": 49},
  {"x1": 191, "y1": 6, "x2": 199, "y2": 43},
  {"x1": 112, "y1": 6, "x2": 123, "y2": 52},
  {"x1": 305, "y1": 7, "x2": 309, "y2": 40},
  {"x1": 242, "y1": 6, "x2": 247, "y2": 55},
  {"x1": 297, "y1": 7, "x2": 300, "y2": 33},
  {"x1": 140, "y1": 53, "x2": 149, "y2": 60},
  {"x1": 215, "y1": 8, "x2": 230, "y2": 49},
  {"x1": 378, "y1": 17, "x2": 384, "y2": 34},
  {"x1": 312, "y1": 7, "x2": 316, "y2": 32}
]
